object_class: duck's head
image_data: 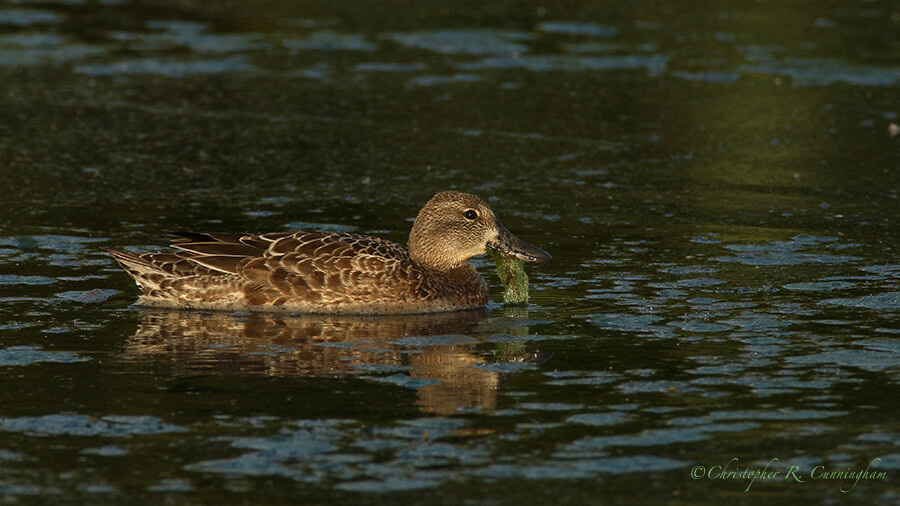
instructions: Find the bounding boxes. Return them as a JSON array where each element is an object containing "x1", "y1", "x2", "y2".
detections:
[{"x1": 408, "y1": 191, "x2": 552, "y2": 272}]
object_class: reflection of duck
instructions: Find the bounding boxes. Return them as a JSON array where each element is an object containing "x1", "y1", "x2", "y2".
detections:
[
  {"x1": 109, "y1": 192, "x2": 550, "y2": 314},
  {"x1": 122, "y1": 309, "x2": 549, "y2": 415}
]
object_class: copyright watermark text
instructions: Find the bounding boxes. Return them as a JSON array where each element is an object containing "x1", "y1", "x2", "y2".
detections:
[{"x1": 690, "y1": 457, "x2": 886, "y2": 492}]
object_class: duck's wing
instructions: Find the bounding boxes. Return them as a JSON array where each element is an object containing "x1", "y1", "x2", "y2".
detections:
[
  {"x1": 167, "y1": 231, "x2": 405, "y2": 271},
  {"x1": 169, "y1": 231, "x2": 409, "y2": 293},
  {"x1": 236, "y1": 232, "x2": 412, "y2": 295},
  {"x1": 167, "y1": 231, "x2": 283, "y2": 275},
  {"x1": 107, "y1": 231, "x2": 262, "y2": 291}
]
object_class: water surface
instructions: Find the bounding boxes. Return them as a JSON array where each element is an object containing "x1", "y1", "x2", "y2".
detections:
[{"x1": 0, "y1": 0, "x2": 898, "y2": 504}]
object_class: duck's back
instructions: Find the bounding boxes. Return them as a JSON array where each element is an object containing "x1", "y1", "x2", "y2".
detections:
[{"x1": 108, "y1": 231, "x2": 487, "y2": 313}]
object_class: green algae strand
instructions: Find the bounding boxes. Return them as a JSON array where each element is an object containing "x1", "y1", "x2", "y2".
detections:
[{"x1": 489, "y1": 249, "x2": 529, "y2": 305}]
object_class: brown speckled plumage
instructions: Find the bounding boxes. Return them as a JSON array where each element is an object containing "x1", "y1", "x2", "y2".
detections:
[{"x1": 108, "y1": 191, "x2": 551, "y2": 314}]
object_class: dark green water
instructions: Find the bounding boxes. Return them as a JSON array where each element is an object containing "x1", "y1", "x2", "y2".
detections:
[{"x1": 0, "y1": 1, "x2": 898, "y2": 504}]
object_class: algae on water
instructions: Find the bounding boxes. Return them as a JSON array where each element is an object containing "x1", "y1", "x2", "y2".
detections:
[{"x1": 489, "y1": 249, "x2": 529, "y2": 305}]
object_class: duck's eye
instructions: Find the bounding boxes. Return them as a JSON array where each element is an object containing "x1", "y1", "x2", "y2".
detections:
[{"x1": 464, "y1": 209, "x2": 478, "y2": 220}]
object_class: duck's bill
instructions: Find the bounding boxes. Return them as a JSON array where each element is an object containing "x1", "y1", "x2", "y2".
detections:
[{"x1": 488, "y1": 224, "x2": 552, "y2": 263}]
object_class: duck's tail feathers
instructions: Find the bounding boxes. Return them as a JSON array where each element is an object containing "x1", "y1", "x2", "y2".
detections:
[{"x1": 107, "y1": 249, "x2": 168, "y2": 292}]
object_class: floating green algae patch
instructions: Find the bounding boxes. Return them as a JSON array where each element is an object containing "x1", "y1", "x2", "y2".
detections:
[{"x1": 489, "y1": 249, "x2": 529, "y2": 305}]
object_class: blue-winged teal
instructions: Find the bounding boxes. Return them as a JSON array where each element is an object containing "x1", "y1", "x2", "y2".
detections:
[{"x1": 109, "y1": 191, "x2": 551, "y2": 314}]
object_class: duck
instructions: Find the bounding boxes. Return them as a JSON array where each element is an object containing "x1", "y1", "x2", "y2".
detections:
[{"x1": 108, "y1": 191, "x2": 551, "y2": 314}]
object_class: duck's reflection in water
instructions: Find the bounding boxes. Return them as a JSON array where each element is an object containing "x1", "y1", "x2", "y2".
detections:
[{"x1": 122, "y1": 309, "x2": 549, "y2": 415}]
